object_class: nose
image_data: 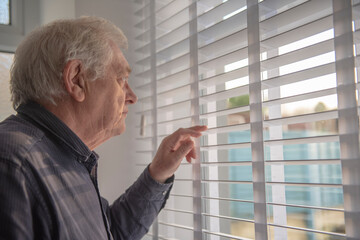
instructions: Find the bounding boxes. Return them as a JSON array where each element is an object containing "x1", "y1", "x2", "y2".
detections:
[{"x1": 125, "y1": 82, "x2": 138, "y2": 105}]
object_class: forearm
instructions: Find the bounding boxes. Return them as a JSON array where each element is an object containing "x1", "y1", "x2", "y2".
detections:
[{"x1": 108, "y1": 166, "x2": 173, "y2": 240}]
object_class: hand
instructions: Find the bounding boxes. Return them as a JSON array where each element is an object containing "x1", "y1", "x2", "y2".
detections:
[{"x1": 148, "y1": 125, "x2": 207, "y2": 183}]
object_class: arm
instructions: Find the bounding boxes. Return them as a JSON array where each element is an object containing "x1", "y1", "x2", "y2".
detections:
[
  {"x1": 0, "y1": 159, "x2": 34, "y2": 240},
  {"x1": 107, "y1": 167, "x2": 173, "y2": 240},
  {"x1": 108, "y1": 126, "x2": 207, "y2": 240}
]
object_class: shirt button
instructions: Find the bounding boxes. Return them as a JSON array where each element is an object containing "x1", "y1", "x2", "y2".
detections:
[{"x1": 162, "y1": 191, "x2": 167, "y2": 196}]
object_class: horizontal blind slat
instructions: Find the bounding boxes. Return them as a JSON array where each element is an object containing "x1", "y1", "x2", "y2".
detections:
[
  {"x1": 262, "y1": 62, "x2": 335, "y2": 89},
  {"x1": 263, "y1": 110, "x2": 338, "y2": 126},
  {"x1": 267, "y1": 223, "x2": 346, "y2": 238},
  {"x1": 264, "y1": 134, "x2": 339, "y2": 146},
  {"x1": 205, "y1": 123, "x2": 250, "y2": 134},
  {"x1": 202, "y1": 230, "x2": 253, "y2": 240},
  {"x1": 267, "y1": 181, "x2": 342, "y2": 188},
  {"x1": 200, "y1": 105, "x2": 250, "y2": 118},
  {"x1": 200, "y1": 85, "x2": 248, "y2": 103},
  {"x1": 261, "y1": 14, "x2": 333, "y2": 50},
  {"x1": 158, "y1": 221, "x2": 194, "y2": 231},
  {"x1": 260, "y1": 0, "x2": 332, "y2": 40},
  {"x1": 262, "y1": 88, "x2": 337, "y2": 107},
  {"x1": 267, "y1": 202, "x2": 344, "y2": 212},
  {"x1": 261, "y1": 39, "x2": 334, "y2": 71},
  {"x1": 202, "y1": 213, "x2": 254, "y2": 224},
  {"x1": 199, "y1": 66, "x2": 248, "y2": 89}
]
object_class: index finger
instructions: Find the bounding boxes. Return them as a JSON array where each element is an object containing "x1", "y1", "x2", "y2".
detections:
[
  {"x1": 187, "y1": 125, "x2": 208, "y2": 132},
  {"x1": 166, "y1": 126, "x2": 207, "y2": 150}
]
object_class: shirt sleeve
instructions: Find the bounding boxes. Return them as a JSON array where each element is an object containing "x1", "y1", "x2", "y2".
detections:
[
  {"x1": 0, "y1": 159, "x2": 34, "y2": 240},
  {"x1": 107, "y1": 166, "x2": 174, "y2": 240}
]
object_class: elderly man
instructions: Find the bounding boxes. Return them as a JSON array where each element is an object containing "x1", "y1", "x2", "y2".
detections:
[{"x1": 0, "y1": 17, "x2": 206, "y2": 240}]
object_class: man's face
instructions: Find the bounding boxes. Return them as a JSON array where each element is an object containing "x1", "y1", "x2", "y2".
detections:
[{"x1": 85, "y1": 43, "x2": 137, "y2": 138}]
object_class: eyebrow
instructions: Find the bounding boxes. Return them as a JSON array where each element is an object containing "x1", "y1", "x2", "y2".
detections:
[{"x1": 116, "y1": 66, "x2": 132, "y2": 76}]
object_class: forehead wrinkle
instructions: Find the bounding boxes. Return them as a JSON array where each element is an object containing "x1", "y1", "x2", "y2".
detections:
[
  {"x1": 109, "y1": 41, "x2": 130, "y2": 76},
  {"x1": 115, "y1": 67, "x2": 128, "y2": 77},
  {"x1": 115, "y1": 65, "x2": 131, "y2": 78}
]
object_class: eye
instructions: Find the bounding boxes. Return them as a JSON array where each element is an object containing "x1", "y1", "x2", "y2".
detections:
[{"x1": 118, "y1": 76, "x2": 128, "y2": 85}]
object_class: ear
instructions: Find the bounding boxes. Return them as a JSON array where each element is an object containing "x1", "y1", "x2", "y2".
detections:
[{"x1": 63, "y1": 60, "x2": 86, "y2": 102}]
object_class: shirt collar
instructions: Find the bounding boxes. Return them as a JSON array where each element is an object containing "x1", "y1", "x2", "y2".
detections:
[{"x1": 16, "y1": 101, "x2": 98, "y2": 167}]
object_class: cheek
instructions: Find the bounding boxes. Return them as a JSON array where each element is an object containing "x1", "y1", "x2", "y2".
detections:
[{"x1": 116, "y1": 89, "x2": 126, "y2": 109}]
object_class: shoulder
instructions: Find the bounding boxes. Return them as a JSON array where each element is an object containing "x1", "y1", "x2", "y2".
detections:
[{"x1": 0, "y1": 115, "x2": 45, "y2": 165}]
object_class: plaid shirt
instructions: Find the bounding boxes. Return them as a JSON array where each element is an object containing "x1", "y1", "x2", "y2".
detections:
[{"x1": 0, "y1": 101, "x2": 173, "y2": 240}]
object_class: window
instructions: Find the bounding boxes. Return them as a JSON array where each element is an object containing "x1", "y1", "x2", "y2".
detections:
[
  {"x1": 0, "y1": 0, "x2": 10, "y2": 25},
  {"x1": 0, "y1": 52, "x2": 14, "y2": 121},
  {"x1": 0, "y1": 0, "x2": 28, "y2": 52},
  {"x1": 133, "y1": 0, "x2": 360, "y2": 239}
]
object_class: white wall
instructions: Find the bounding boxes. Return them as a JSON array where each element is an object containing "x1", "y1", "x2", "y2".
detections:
[
  {"x1": 74, "y1": 0, "x2": 139, "y2": 204},
  {"x1": 39, "y1": 0, "x2": 75, "y2": 24}
]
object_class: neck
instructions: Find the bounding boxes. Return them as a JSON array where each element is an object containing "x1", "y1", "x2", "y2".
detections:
[{"x1": 40, "y1": 99, "x2": 109, "y2": 150}]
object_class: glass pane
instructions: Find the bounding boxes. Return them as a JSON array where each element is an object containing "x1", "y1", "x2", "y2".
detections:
[
  {"x1": 202, "y1": 165, "x2": 252, "y2": 182},
  {"x1": 0, "y1": 0, "x2": 10, "y2": 25},
  {"x1": 266, "y1": 185, "x2": 344, "y2": 209},
  {"x1": 202, "y1": 131, "x2": 251, "y2": 146},
  {"x1": 202, "y1": 198, "x2": 254, "y2": 221},
  {"x1": 140, "y1": 235, "x2": 153, "y2": 240},
  {"x1": 156, "y1": 54, "x2": 190, "y2": 79},
  {"x1": 167, "y1": 195, "x2": 193, "y2": 212},
  {"x1": 155, "y1": 0, "x2": 192, "y2": 25},
  {"x1": 198, "y1": 6, "x2": 247, "y2": 48},
  {"x1": 156, "y1": 7, "x2": 190, "y2": 39},
  {"x1": 172, "y1": 180, "x2": 193, "y2": 196},
  {"x1": 264, "y1": 120, "x2": 338, "y2": 141},
  {"x1": 267, "y1": 205, "x2": 345, "y2": 234},
  {"x1": 268, "y1": 225, "x2": 346, "y2": 240},
  {"x1": 174, "y1": 163, "x2": 192, "y2": 179},
  {"x1": 264, "y1": 142, "x2": 340, "y2": 161},
  {"x1": 0, "y1": 52, "x2": 14, "y2": 121},
  {"x1": 156, "y1": 39, "x2": 190, "y2": 66},
  {"x1": 159, "y1": 223, "x2": 193, "y2": 240},
  {"x1": 157, "y1": 84, "x2": 191, "y2": 108},
  {"x1": 159, "y1": 210, "x2": 193, "y2": 229},
  {"x1": 202, "y1": 182, "x2": 253, "y2": 201},
  {"x1": 201, "y1": 148, "x2": 252, "y2": 163},
  {"x1": 158, "y1": 118, "x2": 193, "y2": 136},
  {"x1": 263, "y1": 95, "x2": 338, "y2": 119},
  {"x1": 265, "y1": 163, "x2": 342, "y2": 184},
  {"x1": 200, "y1": 110, "x2": 250, "y2": 129},
  {"x1": 202, "y1": 216, "x2": 255, "y2": 240},
  {"x1": 157, "y1": 101, "x2": 192, "y2": 124}
]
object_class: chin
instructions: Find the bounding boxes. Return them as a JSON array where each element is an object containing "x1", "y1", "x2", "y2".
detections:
[{"x1": 114, "y1": 124, "x2": 126, "y2": 136}]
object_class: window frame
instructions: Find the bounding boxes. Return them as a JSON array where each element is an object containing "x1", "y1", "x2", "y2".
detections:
[{"x1": 0, "y1": 0, "x2": 40, "y2": 53}]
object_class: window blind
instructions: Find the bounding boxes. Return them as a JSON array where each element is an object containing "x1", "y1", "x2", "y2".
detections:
[{"x1": 133, "y1": 0, "x2": 360, "y2": 239}]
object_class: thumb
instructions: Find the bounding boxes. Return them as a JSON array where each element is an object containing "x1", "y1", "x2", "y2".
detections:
[{"x1": 173, "y1": 140, "x2": 194, "y2": 161}]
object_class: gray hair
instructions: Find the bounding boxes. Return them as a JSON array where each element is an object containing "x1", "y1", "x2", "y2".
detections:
[{"x1": 10, "y1": 16, "x2": 128, "y2": 109}]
